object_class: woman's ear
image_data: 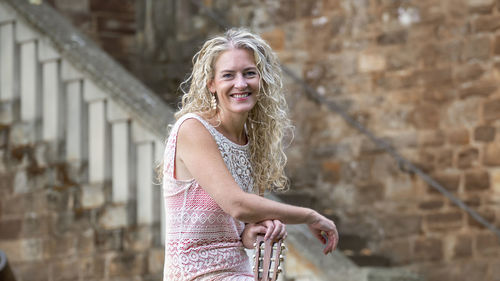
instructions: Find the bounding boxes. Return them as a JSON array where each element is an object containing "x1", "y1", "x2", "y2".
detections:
[{"x1": 207, "y1": 80, "x2": 215, "y2": 94}]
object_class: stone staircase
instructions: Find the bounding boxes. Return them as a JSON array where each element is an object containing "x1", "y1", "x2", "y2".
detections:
[{"x1": 0, "y1": 0, "x2": 423, "y2": 280}]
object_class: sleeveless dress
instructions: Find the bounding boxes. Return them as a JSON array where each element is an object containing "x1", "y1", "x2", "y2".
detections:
[{"x1": 162, "y1": 113, "x2": 255, "y2": 281}]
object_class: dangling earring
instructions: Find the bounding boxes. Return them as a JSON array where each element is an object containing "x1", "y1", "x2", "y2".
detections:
[{"x1": 210, "y1": 94, "x2": 217, "y2": 111}]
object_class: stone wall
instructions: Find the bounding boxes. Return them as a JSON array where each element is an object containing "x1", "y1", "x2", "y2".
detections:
[{"x1": 27, "y1": 0, "x2": 500, "y2": 280}]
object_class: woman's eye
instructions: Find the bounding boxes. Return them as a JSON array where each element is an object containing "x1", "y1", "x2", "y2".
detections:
[
  {"x1": 222, "y1": 73, "x2": 232, "y2": 78},
  {"x1": 245, "y1": 71, "x2": 257, "y2": 77}
]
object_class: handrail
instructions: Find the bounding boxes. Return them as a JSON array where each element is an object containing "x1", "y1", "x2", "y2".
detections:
[
  {"x1": 190, "y1": 0, "x2": 500, "y2": 242},
  {"x1": 4, "y1": 0, "x2": 175, "y2": 138}
]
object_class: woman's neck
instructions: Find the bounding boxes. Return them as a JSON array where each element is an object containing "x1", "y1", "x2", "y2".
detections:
[{"x1": 215, "y1": 111, "x2": 248, "y2": 145}]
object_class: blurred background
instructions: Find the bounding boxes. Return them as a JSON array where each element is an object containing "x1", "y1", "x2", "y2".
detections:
[{"x1": 1, "y1": 0, "x2": 500, "y2": 280}]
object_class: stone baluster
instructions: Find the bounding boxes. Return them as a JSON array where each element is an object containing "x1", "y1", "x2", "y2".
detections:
[
  {"x1": 17, "y1": 20, "x2": 39, "y2": 123},
  {"x1": 83, "y1": 80, "x2": 110, "y2": 184},
  {"x1": 132, "y1": 122, "x2": 160, "y2": 225},
  {"x1": 16, "y1": 20, "x2": 39, "y2": 144},
  {"x1": 62, "y1": 61, "x2": 86, "y2": 166},
  {"x1": 0, "y1": 6, "x2": 16, "y2": 124},
  {"x1": 155, "y1": 139, "x2": 165, "y2": 244},
  {"x1": 107, "y1": 100, "x2": 134, "y2": 204},
  {"x1": 39, "y1": 39, "x2": 62, "y2": 144}
]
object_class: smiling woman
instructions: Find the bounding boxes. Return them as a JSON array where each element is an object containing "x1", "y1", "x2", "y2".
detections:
[{"x1": 160, "y1": 28, "x2": 338, "y2": 281}]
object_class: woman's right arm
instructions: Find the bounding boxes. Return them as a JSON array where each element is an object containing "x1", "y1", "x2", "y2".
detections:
[{"x1": 176, "y1": 119, "x2": 338, "y2": 254}]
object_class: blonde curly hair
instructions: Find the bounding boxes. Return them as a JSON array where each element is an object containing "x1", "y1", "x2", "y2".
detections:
[{"x1": 173, "y1": 28, "x2": 292, "y2": 194}]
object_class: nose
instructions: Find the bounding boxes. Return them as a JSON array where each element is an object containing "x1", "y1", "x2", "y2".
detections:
[{"x1": 234, "y1": 74, "x2": 247, "y2": 89}]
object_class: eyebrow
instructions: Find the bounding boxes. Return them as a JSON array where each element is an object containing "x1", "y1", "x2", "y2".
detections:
[{"x1": 220, "y1": 67, "x2": 258, "y2": 73}]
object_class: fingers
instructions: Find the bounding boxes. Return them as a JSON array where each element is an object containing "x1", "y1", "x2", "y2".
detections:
[
  {"x1": 307, "y1": 214, "x2": 339, "y2": 255},
  {"x1": 270, "y1": 220, "x2": 284, "y2": 241},
  {"x1": 258, "y1": 220, "x2": 287, "y2": 241},
  {"x1": 262, "y1": 220, "x2": 275, "y2": 241}
]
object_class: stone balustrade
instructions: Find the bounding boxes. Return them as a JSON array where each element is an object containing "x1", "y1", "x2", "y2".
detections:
[{"x1": 0, "y1": 1, "x2": 173, "y2": 254}]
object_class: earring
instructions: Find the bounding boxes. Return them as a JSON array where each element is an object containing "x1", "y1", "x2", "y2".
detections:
[{"x1": 210, "y1": 94, "x2": 217, "y2": 111}]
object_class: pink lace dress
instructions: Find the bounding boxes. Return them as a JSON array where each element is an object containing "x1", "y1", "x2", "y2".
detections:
[{"x1": 162, "y1": 113, "x2": 254, "y2": 281}]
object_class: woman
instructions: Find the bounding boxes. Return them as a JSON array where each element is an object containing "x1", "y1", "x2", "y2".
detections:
[{"x1": 161, "y1": 28, "x2": 338, "y2": 281}]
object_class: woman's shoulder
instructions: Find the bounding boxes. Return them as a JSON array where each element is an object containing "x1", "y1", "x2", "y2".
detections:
[{"x1": 176, "y1": 113, "x2": 216, "y2": 144}]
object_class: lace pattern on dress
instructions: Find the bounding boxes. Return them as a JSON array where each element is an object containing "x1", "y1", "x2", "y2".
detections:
[{"x1": 162, "y1": 113, "x2": 255, "y2": 281}]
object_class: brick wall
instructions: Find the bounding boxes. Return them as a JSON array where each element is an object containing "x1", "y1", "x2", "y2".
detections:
[{"x1": 42, "y1": 0, "x2": 500, "y2": 280}]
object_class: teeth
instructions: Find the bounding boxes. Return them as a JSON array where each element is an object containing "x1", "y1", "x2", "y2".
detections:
[{"x1": 232, "y1": 93, "x2": 249, "y2": 98}]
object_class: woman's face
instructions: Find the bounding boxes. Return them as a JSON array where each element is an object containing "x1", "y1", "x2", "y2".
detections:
[{"x1": 208, "y1": 48, "x2": 260, "y2": 117}]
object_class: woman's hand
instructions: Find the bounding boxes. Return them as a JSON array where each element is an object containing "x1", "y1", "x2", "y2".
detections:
[
  {"x1": 307, "y1": 211, "x2": 339, "y2": 255},
  {"x1": 241, "y1": 220, "x2": 287, "y2": 249}
]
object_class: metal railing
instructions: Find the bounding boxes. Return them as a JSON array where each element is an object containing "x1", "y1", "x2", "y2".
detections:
[{"x1": 189, "y1": 0, "x2": 500, "y2": 242}]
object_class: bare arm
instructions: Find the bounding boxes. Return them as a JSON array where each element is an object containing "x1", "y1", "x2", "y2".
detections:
[{"x1": 177, "y1": 119, "x2": 338, "y2": 253}]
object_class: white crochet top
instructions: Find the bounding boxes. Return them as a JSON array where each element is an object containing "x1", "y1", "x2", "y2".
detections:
[{"x1": 162, "y1": 113, "x2": 254, "y2": 281}]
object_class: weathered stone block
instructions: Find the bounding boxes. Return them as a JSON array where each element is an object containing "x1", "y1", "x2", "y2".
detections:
[
  {"x1": 77, "y1": 229, "x2": 95, "y2": 255},
  {"x1": 495, "y1": 35, "x2": 500, "y2": 54},
  {"x1": 380, "y1": 215, "x2": 422, "y2": 238},
  {"x1": 51, "y1": 258, "x2": 79, "y2": 281},
  {"x1": 108, "y1": 252, "x2": 146, "y2": 277},
  {"x1": 492, "y1": 169, "x2": 500, "y2": 194},
  {"x1": 355, "y1": 182, "x2": 385, "y2": 204},
  {"x1": 321, "y1": 161, "x2": 341, "y2": 183},
  {"x1": 445, "y1": 98, "x2": 480, "y2": 127},
  {"x1": 453, "y1": 62, "x2": 484, "y2": 82},
  {"x1": 261, "y1": 28, "x2": 285, "y2": 51},
  {"x1": 89, "y1": 0, "x2": 134, "y2": 14},
  {"x1": 378, "y1": 238, "x2": 412, "y2": 265},
  {"x1": 427, "y1": 172, "x2": 461, "y2": 193},
  {"x1": 447, "y1": 128, "x2": 470, "y2": 145},
  {"x1": 358, "y1": 52, "x2": 386, "y2": 73},
  {"x1": 95, "y1": 229, "x2": 123, "y2": 251},
  {"x1": 418, "y1": 68, "x2": 453, "y2": 87},
  {"x1": 81, "y1": 184, "x2": 105, "y2": 209},
  {"x1": 462, "y1": 36, "x2": 491, "y2": 60},
  {"x1": 0, "y1": 218, "x2": 22, "y2": 239},
  {"x1": 490, "y1": 260, "x2": 500, "y2": 281},
  {"x1": 22, "y1": 213, "x2": 49, "y2": 238},
  {"x1": 0, "y1": 238, "x2": 44, "y2": 262},
  {"x1": 459, "y1": 260, "x2": 489, "y2": 281},
  {"x1": 414, "y1": 237, "x2": 443, "y2": 261},
  {"x1": 453, "y1": 235, "x2": 473, "y2": 258},
  {"x1": 148, "y1": 247, "x2": 165, "y2": 274},
  {"x1": 425, "y1": 212, "x2": 463, "y2": 231},
  {"x1": 124, "y1": 226, "x2": 153, "y2": 251},
  {"x1": 47, "y1": 234, "x2": 77, "y2": 257},
  {"x1": 96, "y1": 14, "x2": 136, "y2": 35},
  {"x1": 467, "y1": 208, "x2": 495, "y2": 229},
  {"x1": 419, "y1": 130, "x2": 445, "y2": 147},
  {"x1": 377, "y1": 30, "x2": 408, "y2": 45},
  {"x1": 456, "y1": 147, "x2": 479, "y2": 169},
  {"x1": 14, "y1": 170, "x2": 30, "y2": 194},
  {"x1": 99, "y1": 205, "x2": 128, "y2": 229},
  {"x1": 467, "y1": 0, "x2": 496, "y2": 13},
  {"x1": 472, "y1": 15, "x2": 500, "y2": 32},
  {"x1": 79, "y1": 254, "x2": 105, "y2": 279},
  {"x1": 476, "y1": 232, "x2": 500, "y2": 255},
  {"x1": 464, "y1": 170, "x2": 490, "y2": 192},
  {"x1": 410, "y1": 103, "x2": 440, "y2": 129},
  {"x1": 459, "y1": 80, "x2": 497, "y2": 98},
  {"x1": 9, "y1": 122, "x2": 39, "y2": 146},
  {"x1": 483, "y1": 98, "x2": 500, "y2": 121},
  {"x1": 418, "y1": 200, "x2": 444, "y2": 211},
  {"x1": 3, "y1": 191, "x2": 46, "y2": 217},
  {"x1": 484, "y1": 142, "x2": 500, "y2": 166},
  {"x1": 13, "y1": 262, "x2": 49, "y2": 281},
  {"x1": 474, "y1": 125, "x2": 495, "y2": 142},
  {"x1": 0, "y1": 173, "x2": 13, "y2": 198}
]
